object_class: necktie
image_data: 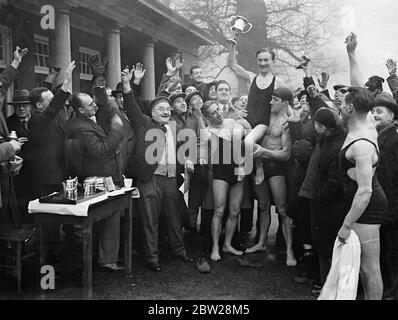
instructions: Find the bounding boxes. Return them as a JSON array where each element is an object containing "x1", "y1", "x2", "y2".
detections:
[{"x1": 22, "y1": 120, "x2": 28, "y2": 131}]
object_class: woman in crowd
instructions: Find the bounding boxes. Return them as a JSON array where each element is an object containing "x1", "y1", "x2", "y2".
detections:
[{"x1": 204, "y1": 81, "x2": 218, "y2": 102}]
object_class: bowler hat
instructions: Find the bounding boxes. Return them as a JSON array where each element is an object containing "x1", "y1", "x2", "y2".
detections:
[
  {"x1": 148, "y1": 96, "x2": 172, "y2": 111},
  {"x1": 7, "y1": 89, "x2": 30, "y2": 105},
  {"x1": 111, "y1": 82, "x2": 123, "y2": 97},
  {"x1": 374, "y1": 92, "x2": 398, "y2": 118},
  {"x1": 169, "y1": 92, "x2": 186, "y2": 104},
  {"x1": 185, "y1": 90, "x2": 203, "y2": 105}
]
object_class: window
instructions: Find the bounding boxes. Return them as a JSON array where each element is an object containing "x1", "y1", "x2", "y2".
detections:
[
  {"x1": 79, "y1": 47, "x2": 100, "y2": 81},
  {"x1": 34, "y1": 34, "x2": 49, "y2": 74}
]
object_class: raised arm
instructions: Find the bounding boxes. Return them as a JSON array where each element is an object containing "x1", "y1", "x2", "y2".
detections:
[
  {"x1": 346, "y1": 32, "x2": 364, "y2": 87},
  {"x1": 338, "y1": 141, "x2": 374, "y2": 242},
  {"x1": 121, "y1": 66, "x2": 148, "y2": 131},
  {"x1": 386, "y1": 59, "x2": 398, "y2": 98},
  {"x1": 29, "y1": 61, "x2": 75, "y2": 139},
  {"x1": 227, "y1": 42, "x2": 255, "y2": 83},
  {"x1": 0, "y1": 47, "x2": 28, "y2": 99}
]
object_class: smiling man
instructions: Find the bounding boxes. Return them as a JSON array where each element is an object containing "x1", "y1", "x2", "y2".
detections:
[
  {"x1": 372, "y1": 92, "x2": 398, "y2": 300},
  {"x1": 227, "y1": 43, "x2": 285, "y2": 130},
  {"x1": 121, "y1": 67, "x2": 193, "y2": 272}
]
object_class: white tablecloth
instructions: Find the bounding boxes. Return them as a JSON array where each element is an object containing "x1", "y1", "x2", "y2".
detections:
[{"x1": 28, "y1": 187, "x2": 137, "y2": 217}]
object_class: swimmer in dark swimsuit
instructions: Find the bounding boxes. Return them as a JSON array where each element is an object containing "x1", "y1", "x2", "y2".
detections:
[
  {"x1": 246, "y1": 88, "x2": 297, "y2": 267},
  {"x1": 200, "y1": 100, "x2": 247, "y2": 261},
  {"x1": 339, "y1": 87, "x2": 388, "y2": 300}
]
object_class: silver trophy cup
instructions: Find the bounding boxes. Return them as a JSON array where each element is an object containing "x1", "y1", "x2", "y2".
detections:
[{"x1": 226, "y1": 15, "x2": 253, "y2": 45}]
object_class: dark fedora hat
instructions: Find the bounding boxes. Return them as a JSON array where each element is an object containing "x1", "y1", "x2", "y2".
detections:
[
  {"x1": 374, "y1": 92, "x2": 398, "y2": 118},
  {"x1": 185, "y1": 90, "x2": 203, "y2": 105},
  {"x1": 169, "y1": 91, "x2": 186, "y2": 104},
  {"x1": 111, "y1": 82, "x2": 123, "y2": 97},
  {"x1": 7, "y1": 89, "x2": 30, "y2": 105},
  {"x1": 148, "y1": 96, "x2": 172, "y2": 111}
]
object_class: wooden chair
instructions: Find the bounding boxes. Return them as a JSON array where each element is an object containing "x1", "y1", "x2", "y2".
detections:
[{"x1": 0, "y1": 227, "x2": 36, "y2": 294}]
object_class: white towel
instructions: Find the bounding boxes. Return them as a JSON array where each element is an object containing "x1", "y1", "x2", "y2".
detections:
[{"x1": 318, "y1": 230, "x2": 361, "y2": 300}]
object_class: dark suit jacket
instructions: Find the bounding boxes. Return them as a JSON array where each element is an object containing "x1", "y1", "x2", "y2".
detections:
[
  {"x1": 124, "y1": 91, "x2": 183, "y2": 183},
  {"x1": 66, "y1": 114, "x2": 123, "y2": 184},
  {"x1": 66, "y1": 87, "x2": 123, "y2": 184},
  {"x1": 28, "y1": 89, "x2": 70, "y2": 188}
]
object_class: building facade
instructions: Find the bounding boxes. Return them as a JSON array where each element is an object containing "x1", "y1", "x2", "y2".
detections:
[{"x1": 0, "y1": 0, "x2": 213, "y2": 107}]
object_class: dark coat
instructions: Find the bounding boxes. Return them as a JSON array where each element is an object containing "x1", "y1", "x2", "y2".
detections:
[
  {"x1": 124, "y1": 92, "x2": 183, "y2": 183},
  {"x1": 377, "y1": 122, "x2": 398, "y2": 226},
  {"x1": 6, "y1": 114, "x2": 33, "y2": 199},
  {"x1": 28, "y1": 89, "x2": 70, "y2": 191},
  {"x1": 6, "y1": 114, "x2": 29, "y2": 140},
  {"x1": 303, "y1": 76, "x2": 331, "y2": 115},
  {"x1": 387, "y1": 74, "x2": 398, "y2": 102},
  {"x1": 65, "y1": 114, "x2": 123, "y2": 184},
  {"x1": 312, "y1": 127, "x2": 348, "y2": 257},
  {"x1": 287, "y1": 116, "x2": 316, "y2": 218}
]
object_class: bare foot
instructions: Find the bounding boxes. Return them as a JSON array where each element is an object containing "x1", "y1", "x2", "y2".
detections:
[
  {"x1": 245, "y1": 244, "x2": 267, "y2": 254},
  {"x1": 222, "y1": 246, "x2": 243, "y2": 256},
  {"x1": 286, "y1": 251, "x2": 297, "y2": 267},
  {"x1": 211, "y1": 250, "x2": 221, "y2": 261}
]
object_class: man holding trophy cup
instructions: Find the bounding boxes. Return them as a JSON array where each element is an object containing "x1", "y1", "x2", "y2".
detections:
[{"x1": 226, "y1": 16, "x2": 297, "y2": 267}]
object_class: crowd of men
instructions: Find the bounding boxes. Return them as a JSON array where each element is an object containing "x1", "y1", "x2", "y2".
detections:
[{"x1": 0, "y1": 30, "x2": 397, "y2": 300}]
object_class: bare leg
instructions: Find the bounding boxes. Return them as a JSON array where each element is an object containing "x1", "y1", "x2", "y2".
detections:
[
  {"x1": 246, "y1": 177, "x2": 271, "y2": 253},
  {"x1": 211, "y1": 179, "x2": 229, "y2": 261},
  {"x1": 353, "y1": 223, "x2": 383, "y2": 300},
  {"x1": 269, "y1": 176, "x2": 297, "y2": 267},
  {"x1": 223, "y1": 180, "x2": 244, "y2": 256}
]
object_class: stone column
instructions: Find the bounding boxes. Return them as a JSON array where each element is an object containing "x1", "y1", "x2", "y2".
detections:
[
  {"x1": 105, "y1": 26, "x2": 121, "y2": 90},
  {"x1": 53, "y1": 6, "x2": 72, "y2": 90},
  {"x1": 141, "y1": 42, "x2": 156, "y2": 100}
]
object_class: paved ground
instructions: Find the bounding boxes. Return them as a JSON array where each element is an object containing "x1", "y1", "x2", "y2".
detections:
[{"x1": 0, "y1": 211, "x2": 315, "y2": 300}]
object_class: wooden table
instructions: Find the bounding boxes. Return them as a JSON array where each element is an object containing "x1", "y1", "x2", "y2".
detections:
[{"x1": 31, "y1": 190, "x2": 135, "y2": 299}]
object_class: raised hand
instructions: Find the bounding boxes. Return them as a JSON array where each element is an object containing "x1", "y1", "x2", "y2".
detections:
[
  {"x1": 88, "y1": 55, "x2": 109, "y2": 78},
  {"x1": 61, "y1": 61, "x2": 76, "y2": 92},
  {"x1": 13, "y1": 46, "x2": 28, "y2": 63},
  {"x1": 386, "y1": 59, "x2": 397, "y2": 76},
  {"x1": 132, "y1": 63, "x2": 146, "y2": 84},
  {"x1": 63, "y1": 61, "x2": 76, "y2": 84},
  {"x1": 121, "y1": 66, "x2": 134, "y2": 84},
  {"x1": 11, "y1": 46, "x2": 28, "y2": 69},
  {"x1": 345, "y1": 32, "x2": 357, "y2": 55},
  {"x1": 174, "y1": 54, "x2": 184, "y2": 70},
  {"x1": 317, "y1": 71, "x2": 329, "y2": 90},
  {"x1": 166, "y1": 55, "x2": 183, "y2": 76}
]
